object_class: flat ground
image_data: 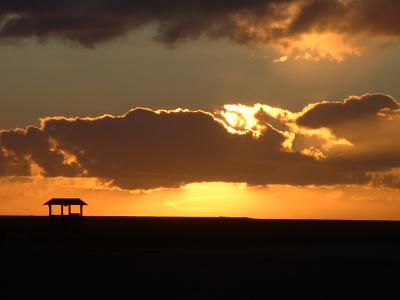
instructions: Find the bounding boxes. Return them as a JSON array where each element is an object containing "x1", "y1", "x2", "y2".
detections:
[{"x1": 1, "y1": 216, "x2": 399, "y2": 299}]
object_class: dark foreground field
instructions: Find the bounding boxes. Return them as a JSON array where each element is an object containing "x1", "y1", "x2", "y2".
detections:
[{"x1": 1, "y1": 216, "x2": 400, "y2": 299}]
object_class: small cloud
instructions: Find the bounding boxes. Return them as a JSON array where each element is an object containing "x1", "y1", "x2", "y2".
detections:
[{"x1": 273, "y1": 55, "x2": 288, "y2": 63}]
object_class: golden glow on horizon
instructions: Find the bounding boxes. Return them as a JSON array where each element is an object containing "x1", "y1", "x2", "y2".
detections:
[
  {"x1": 164, "y1": 182, "x2": 255, "y2": 213},
  {"x1": 1, "y1": 178, "x2": 400, "y2": 220}
]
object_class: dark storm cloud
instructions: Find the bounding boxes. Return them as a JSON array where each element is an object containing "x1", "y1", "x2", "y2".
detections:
[
  {"x1": 297, "y1": 93, "x2": 400, "y2": 129},
  {"x1": 0, "y1": 0, "x2": 285, "y2": 46},
  {"x1": 2, "y1": 94, "x2": 400, "y2": 190},
  {"x1": 0, "y1": 108, "x2": 366, "y2": 189},
  {"x1": 1, "y1": 0, "x2": 400, "y2": 47}
]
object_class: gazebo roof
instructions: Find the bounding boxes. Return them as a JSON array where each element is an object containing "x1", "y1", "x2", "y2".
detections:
[{"x1": 44, "y1": 198, "x2": 87, "y2": 206}]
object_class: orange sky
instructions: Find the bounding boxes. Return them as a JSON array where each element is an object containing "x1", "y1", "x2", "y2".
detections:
[
  {"x1": 2, "y1": 1, "x2": 400, "y2": 219},
  {"x1": 1, "y1": 178, "x2": 399, "y2": 220},
  {"x1": 1, "y1": 94, "x2": 400, "y2": 219}
]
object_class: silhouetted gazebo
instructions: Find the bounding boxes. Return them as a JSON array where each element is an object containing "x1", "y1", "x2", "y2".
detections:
[{"x1": 44, "y1": 198, "x2": 87, "y2": 216}]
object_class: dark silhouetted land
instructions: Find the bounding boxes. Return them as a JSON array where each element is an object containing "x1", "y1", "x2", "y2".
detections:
[{"x1": 1, "y1": 216, "x2": 400, "y2": 299}]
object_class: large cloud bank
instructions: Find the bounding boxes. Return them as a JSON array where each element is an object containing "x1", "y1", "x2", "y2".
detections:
[
  {"x1": 1, "y1": 93, "x2": 400, "y2": 190},
  {"x1": 0, "y1": 0, "x2": 400, "y2": 51}
]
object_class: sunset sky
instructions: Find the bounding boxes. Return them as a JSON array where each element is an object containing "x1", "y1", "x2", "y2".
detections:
[{"x1": 1, "y1": 0, "x2": 400, "y2": 219}]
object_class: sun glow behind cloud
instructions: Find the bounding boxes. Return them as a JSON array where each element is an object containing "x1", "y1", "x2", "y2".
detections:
[
  {"x1": 231, "y1": 2, "x2": 364, "y2": 63},
  {"x1": 219, "y1": 104, "x2": 268, "y2": 138},
  {"x1": 274, "y1": 32, "x2": 362, "y2": 62},
  {"x1": 218, "y1": 102, "x2": 352, "y2": 155}
]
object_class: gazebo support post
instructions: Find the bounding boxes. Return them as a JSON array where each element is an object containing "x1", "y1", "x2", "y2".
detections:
[
  {"x1": 61, "y1": 205, "x2": 64, "y2": 216},
  {"x1": 80, "y1": 205, "x2": 83, "y2": 216},
  {"x1": 48, "y1": 205, "x2": 52, "y2": 216}
]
